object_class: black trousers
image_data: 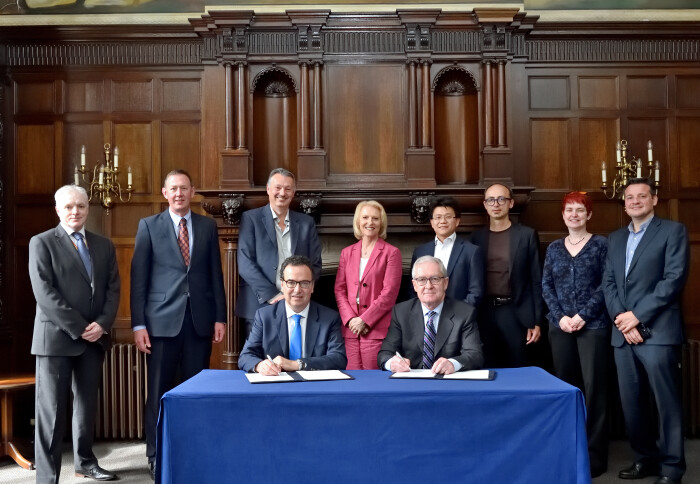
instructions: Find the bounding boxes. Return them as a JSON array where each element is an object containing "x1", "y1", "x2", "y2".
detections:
[
  {"x1": 145, "y1": 307, "x2": 212, "y2": 462},
  {"x1": 549, "y1": 325, "x2": 611, "y2": 474},
  {"x1": 479, "y1": 302, "x2": 528, "y2": 368},
  {"x1": 35, "y1": 343, "x2": 105, "y2": 484}
]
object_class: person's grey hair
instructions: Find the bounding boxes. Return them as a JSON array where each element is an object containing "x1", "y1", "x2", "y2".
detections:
[
  {"x1": 412, "y1": 255, "x2": 447, "y2": 279},
  {"x1": 267, "y1": 168, "x2": 296, "y2": 187},
  {"x1": 55, "y1": 185, "x2": 88, "y2": 206}
]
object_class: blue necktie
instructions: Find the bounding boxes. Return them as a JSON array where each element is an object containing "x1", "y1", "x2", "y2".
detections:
[
  {"x1": 73, "y1": 232, "x2": 92, "y2": 278},
  {"x1": 289, "y1": 314, "x2": 302, "y2": 361},
  {"x1": 422, "y1": 311, "x2": 437, "y2": 369}
]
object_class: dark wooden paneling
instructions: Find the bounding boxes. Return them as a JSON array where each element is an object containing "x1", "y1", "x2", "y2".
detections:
[
  {"x1": 162, "y1": 79, "x2": 201, "y2": 112},
  {"x1": 530, "y1": 119, "x2": 569, "y2": 189},
  {"x1": 161, "y1": 122, "x2": 201, "y2": 186},
  {"x1": 110, "y1": 203, "x2": 153, "y2": 237},
  {"x1": 15, "y1": 81, "x2": 54, "y2": 114},
  {"x1": 63, "y1": 122, "x2": 105, "y2": 184},
  {"x1": 326, "y1": 64, "x2": 405, "y2": 176},
  {"x1": 676, "y1": 76, "x2": 700, "y2": 109},
  {"x1": 578, "y1": 76, "x2": 618, "y2": 110},
  {"x1": 528, "y1": 76, "x2": 569, "y2": 110},
  {"x1": 678, "y1": 117, "x2": 700, "y2": 189},
  {"x1": 627, "y1": 76, "x2": 668, "y2": 109},
  {"x1": 579, "y1": 118, "x2": 620, "y2": 191},
  {"x1": 251, "y1": 94, "x2": 297, "y2": 186},
  {"x1": 113, "y1": 122, "x2": 153, "y2": 193},
  {"x1": 111, "y1": 80, "x2": 153, "y2": 112},
  {"x1": 16, "y1": 124, "x2": 55, "y2": 194},
  {"x1": 65, "y1": 81, "x2": 104, "y2": 113}
]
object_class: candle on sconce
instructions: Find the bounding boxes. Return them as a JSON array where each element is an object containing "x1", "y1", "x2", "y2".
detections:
[
  {"x1": 655, "y1": 161, "x2": 660, "y2": 183},
  {"x1": 616, "y1": 141, "x2": 621, "y2": 163},
  {"x1": 128, "y1": 166, "x2": 133, "y2": 186},
  {"x1": 80, "y1": 145, "x2": 86, "y2": 167},
  {"x1": 99, "y1": 166, "x2": 104, "y2": 185},
  {"x1": 113, "y1": 147, "x2": 119, "y2": 169},
  {"x1": 601, "y1": 161, "x2": 607, "y2": 184},
  {"x1": 647, "y1": 140, "x2": 653, "y2": 162},
  {"x1": 74, "y1": 165, "x2": 79, "y2": 186},
  {"x1": 636, "y1": 161, "x2": 642, "y2": 178}
]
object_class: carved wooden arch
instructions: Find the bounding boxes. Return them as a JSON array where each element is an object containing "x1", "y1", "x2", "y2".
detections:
[
  {"x1": 432, "y1": 65, "x2": 479, "y2": 94},
  {"x1": 250, "y1": 66, "x2": 298, "y2": 96}
]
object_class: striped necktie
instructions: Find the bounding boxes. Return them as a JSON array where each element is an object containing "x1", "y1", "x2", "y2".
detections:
[
  {"x1": 178, "y1": 218, "x2": 190, "y2": 266},
  {"x1": 422, "y1": 310, "x2": 437, "y2": 369}
]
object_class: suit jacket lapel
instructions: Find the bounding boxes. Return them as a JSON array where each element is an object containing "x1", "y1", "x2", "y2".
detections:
[
  {"x1": 508, "y1": 224, "x2": 521, "y2": 275},
  {"x1": 276, "y1": 303, "x2": 290, "y2": 358},
  {"x1": 158, "y1": 211, "x2": 185, "y2": 267},
  {"x1": 361, "y1": 239, "x2": 384, "y2": 282},
  {"x1": 262, "y1": 205, "x2": 277, "y2": 249},
  {"x1": 627, "y1": 217, "x2": 661, "y2": 276},
  {"x1": 304, "y1": 303, "x2": 320, "y2": 358},
  {"x1": 349, "y1": 242, "x2": 362, "y2": 282},
  {"x1": 434, "y1": 301, "x2": 454, "y2": 355},
  {"x1": 446, "y1": 238, "x2": 464, "y2": 277},
  {"x1": 188, "y1": 214, "x2": 204, "y2": 268},
  {"x1": 409, "y1": 300, "x2": 426, "y2": 354},
  {"x1": 55, "y1": 226, "x2": 91, "y2": 284}
]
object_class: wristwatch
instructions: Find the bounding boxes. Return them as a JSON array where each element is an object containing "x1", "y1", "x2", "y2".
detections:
[{"x1": 296, "y1": 359, "x2": 306, "y2": 370}]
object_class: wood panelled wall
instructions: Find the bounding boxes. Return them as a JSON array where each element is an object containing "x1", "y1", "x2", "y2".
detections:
[{"x1": 1, "y1": 11, "x2": 700, "y2": 375}]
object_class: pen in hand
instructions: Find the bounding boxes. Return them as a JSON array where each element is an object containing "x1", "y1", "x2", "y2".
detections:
[{"x1": 266, "y1": 354, "x2": 280, "y2": 375}]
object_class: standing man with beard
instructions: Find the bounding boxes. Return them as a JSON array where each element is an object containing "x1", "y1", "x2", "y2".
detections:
[
  {"x1": 236, "y1": 168, "x2": 322, "y2": 337},
  {"x1": 471, "y1": 183, "x2": 543, "y2": 368},
  {"x1": 131, "y1": 169, "x2": 227, "y2": 479}
]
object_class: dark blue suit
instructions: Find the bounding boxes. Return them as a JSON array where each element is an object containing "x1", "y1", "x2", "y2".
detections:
[
  {"x1": 130, "y1": 210, "x2": 226, "y2": 463},
  {"x1": 238, "y1": 300, "x2": 347, "y2": 372},
  {"x1": 409, "y1": 236, "x2": 484, "y2": 306},
  {"x1": 236, "y1": 205, "x2": 321, "y2": 321},
  {"x1": 603, "y1": 216, "x2": 689, "y2": 479}
]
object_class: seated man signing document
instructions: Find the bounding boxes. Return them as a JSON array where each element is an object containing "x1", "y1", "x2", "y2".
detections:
[
  {"x1": 378, "y1": 256, "x2": 484, "y2": 374},
  {"x1": 239, "y1": 255, "x2": 347, "y2": 374}
]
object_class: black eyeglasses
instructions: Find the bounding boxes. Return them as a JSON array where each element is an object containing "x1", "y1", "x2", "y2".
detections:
[
  {"x1": 484, "y1": 196, "x2": 512, "y2": 206},
  {"x1": 432, "y1": 215, "x2": 456, "y2": 222},
  {"x1": 413, "y1": 276, "x2": 445, "y2": 286},
  {"x1": 282, "y1": 279, "x2": 313, "y2": 289}
]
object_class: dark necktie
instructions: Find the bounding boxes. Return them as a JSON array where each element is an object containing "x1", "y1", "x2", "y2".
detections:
[
  {"x1": 178, "y1": 218, "x2": 190, "y2": 266},
  {"x1": 73, "y1": 232, "x2": 92, "y2": 278},
  {"x1": 290, "y1": 314, "x2": 302, "y2": 361},
  {"x1": 422, "y1": 310, "x2": 437, "y2": 369}
]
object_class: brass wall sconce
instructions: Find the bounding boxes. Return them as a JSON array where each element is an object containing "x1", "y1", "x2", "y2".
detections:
[
  {"x1": 75, "y1": 143, "x2": 133, "y2": 214},
  {"x1": 601, "y1": 139, "x2": 660, "y2": 200}
]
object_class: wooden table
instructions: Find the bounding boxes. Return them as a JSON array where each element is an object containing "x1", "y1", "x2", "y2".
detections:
[{"x1": 0, "y1": 375, "x2": 35, "y2": 470}]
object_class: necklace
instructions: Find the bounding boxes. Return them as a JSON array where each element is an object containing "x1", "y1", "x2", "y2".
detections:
[{"x1": 567, "y1": 233, "x2": 589, "y2": 245}]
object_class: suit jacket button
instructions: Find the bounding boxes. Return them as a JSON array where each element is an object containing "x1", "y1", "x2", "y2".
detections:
[
  {"x1": 363, "y1": 305, "x2": 367, "y2": 308},
  {"x1": 362, "y1": 283, "x2": 367, "y2": 287}
]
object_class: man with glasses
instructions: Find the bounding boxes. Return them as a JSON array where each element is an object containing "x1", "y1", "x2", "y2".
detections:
[
  {"x1": 378, "y1": 256, "x2": 484, "y2": 374},
  {"x1": 409, "y1": 197, "x2": 484, "y2": 306},
  {"x1": 471, "y1": 183, "x2": 544, "y2": 368},
  {"x1": 239, "y1": 255, "x2": 347, "y2": 373}
]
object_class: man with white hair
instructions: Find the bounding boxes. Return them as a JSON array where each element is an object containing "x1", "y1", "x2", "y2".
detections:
[{"x1": 29, "y1": 185, "x2": 120, "y2": 483}]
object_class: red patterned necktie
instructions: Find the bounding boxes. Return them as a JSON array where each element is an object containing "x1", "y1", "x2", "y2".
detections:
[{"x1": 178, "y1": 218, "x2": 190, "y2": 266}]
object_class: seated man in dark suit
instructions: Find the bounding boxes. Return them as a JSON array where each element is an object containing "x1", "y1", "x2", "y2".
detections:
[
  {"x1": 239, "y1": 255, "x2": 347, "y2": 374},
  {"x1": 378, "y1": 256, "x2": 484, "y2": 374}
]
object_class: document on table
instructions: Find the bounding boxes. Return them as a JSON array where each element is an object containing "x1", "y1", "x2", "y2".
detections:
[
  {"x1": 390, "y1": 369, "x2": 495, "y2": 380},
  {"x1": 296, "y1": 370, "x2": 353, "y2": 381},
  {"x1": 244, "y1": 372, "x2": 295, "y2": 383}
]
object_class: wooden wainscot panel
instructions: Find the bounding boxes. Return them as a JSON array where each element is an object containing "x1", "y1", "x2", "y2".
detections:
[
  {"x1": 110, "y1": 203, "x2": 153, "y2": 238},
  {"x1": 63, "y1": 122, "x2": 105, "y2": 184},
  {"x1": 578, "y1": 118, "x2": 620, "y2": 191},
  {"x1": 16, "y1": 124, "x2": 55, "y2": 194},
  {"x1": 676, "y1": 76, "x2": 700, "y2": 109},
  {"x1": 677, "y1": 118, "x2": 700, "y2": 189},
  {"x1": 530, "y1": 119, "x2": 570, "y2": 189},
  {"x1": 627, "y1": 76, "x2": 668, "y2": 110},
  {"x1": 161, "y1": 121, "x2": 201, "y2": 186},
  {"x1": 325, "y1": 64, "x2": 405, "y2": 179},
  {"x1": 162, "y1": 79, "x2": 201, "y2": 112},
  {"x1": 528, "y1": 76, "x2": 570, "y2": 110},
  {"x1": 111, "y1": 80, "x2": 154, "y2": 113},
  {"x1": 113, "y1": 122, "x2": 153, "y2": 193},
  {"x1": 65, "y1": 81, "x2": 105, "y2": 113},
  {"x1": 15, "y1": 81, "x2": 55, "y2": 114},
  {"x1": 14, "y1": 204, "x2": 57, "y2": 241},
  {"x1": 578, "y1": 76, "x2": 618, "y2": 110}
]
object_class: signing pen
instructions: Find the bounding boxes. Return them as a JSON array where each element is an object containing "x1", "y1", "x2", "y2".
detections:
[{"x1": 266, "y1": 354, "x2": 280, "y2": 375}]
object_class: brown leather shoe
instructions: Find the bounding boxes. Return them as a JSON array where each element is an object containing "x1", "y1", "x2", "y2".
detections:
[{"x1": 75, "y1": 465, "x2": 118, "y2": 481}]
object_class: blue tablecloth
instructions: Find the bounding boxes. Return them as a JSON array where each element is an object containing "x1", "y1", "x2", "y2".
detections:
[{"x1": 157, "y1": 368, "x2": 590, "y2": 484}]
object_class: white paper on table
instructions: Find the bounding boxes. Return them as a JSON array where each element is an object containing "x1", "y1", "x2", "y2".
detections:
[
  {"x1": 390, "y1": 369, "x2": 437, "y2": 378},
  {"x1": 296, "y1": 370, "x2": 352, "y2": 381},
  {"x1": 244, "y1": 372, "x2": 295, "y2": 383},
  {"x1": 442, "y1": 370, "x2": 492, "y2": 380}
]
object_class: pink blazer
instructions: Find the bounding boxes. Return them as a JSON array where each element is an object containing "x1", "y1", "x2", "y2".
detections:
[{"x1": 334, "y1": 238, "x2": 403, "y2": 340}]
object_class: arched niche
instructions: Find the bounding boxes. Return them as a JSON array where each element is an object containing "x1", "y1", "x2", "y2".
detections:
[
  {"x1": 251, "y1": 67, "x2": 298, "y2": 186},
  {"x1": 433, "y1": 66, "x2": 479, "y2": 185}
]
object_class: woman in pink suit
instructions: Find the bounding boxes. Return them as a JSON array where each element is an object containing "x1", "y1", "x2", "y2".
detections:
[{"x1": 334, "y1": 200, "x2": 403, "y2": 369}]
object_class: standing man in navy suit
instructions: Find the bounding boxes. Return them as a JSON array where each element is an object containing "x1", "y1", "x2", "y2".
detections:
[
  {"x1": 409, "y1": 197, "x2": 484, "y2": 306},
  {"x1": 131, "y1": 170, "x2": 227, "y2": 479},
  {"x1": 236, "y1": 168, "x2": 322, "y2": 337},
  {"x1": 239, "y1": 255, "x2": 346, "y2": 374},
  {"x1": 604, "y1": 178, "x2": 689, "y2": 484},
  {"x1": 471, "y1": 183, "x2": 543, "y2": 368},
  {"x1": 29, "y1": 185, "x2": 120, "y2": 483}
]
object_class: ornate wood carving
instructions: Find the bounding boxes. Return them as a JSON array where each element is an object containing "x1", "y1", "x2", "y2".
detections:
[
  {"x1": 221, "y1": 195, "x2": 245, "y2": 226},
  {"x1": 298, "y1": 193, "x2": 322, "y2": 224},
  {"x1": 410, "y1": 192, "x2": 434, "y2": 224},
  {"x1": 433, "y1": 65, "x2": 479, "y2": 94},
  {"x1": 525, "y1": 38, "x2": 700, "y2": 63}
]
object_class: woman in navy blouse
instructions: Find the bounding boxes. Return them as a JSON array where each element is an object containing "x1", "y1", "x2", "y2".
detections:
[{"x1": 542, "y1": 191, "x2": 610, "y2": 478}]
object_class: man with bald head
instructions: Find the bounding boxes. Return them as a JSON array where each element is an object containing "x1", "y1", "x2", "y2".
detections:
[
  {"x1": 471, "y1": 183, "x2": 544, "y2": 368},
  {"x1": 29, "y1": 185, "x2": 120, "y2": 483}
]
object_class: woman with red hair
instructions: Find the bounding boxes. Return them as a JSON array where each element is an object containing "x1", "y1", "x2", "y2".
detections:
[{"x1": 542, "y1": 191, "x2": 611, "y2": 478}]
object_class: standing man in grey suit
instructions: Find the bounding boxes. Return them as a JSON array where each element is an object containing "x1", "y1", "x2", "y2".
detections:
[
  {"x1": 604, "y1": 178, "x2": 689, "y2": 484},
  {"x1": 471, "y1": 183, "x2": 543, "y2": 368},
  {"x1": 131, "y1": 169, "x2": 227, "y2": 479},
  {"x1": 378, "y1": 256, "x2": 484, "y2": 374},
  {"x1": 409, "y1": 197, "x2": 484, "y2": 306},
  {"x1": 29, "y1": 185, "x2": 120, "y2": 483},
  {"x1": 236, "y1": 168, "x2": 322, "y2": 337}
]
